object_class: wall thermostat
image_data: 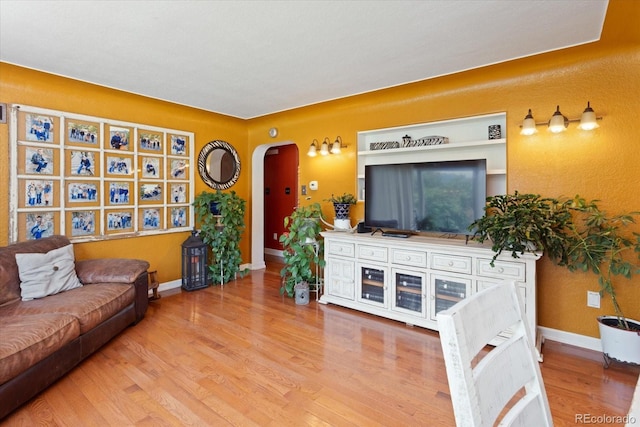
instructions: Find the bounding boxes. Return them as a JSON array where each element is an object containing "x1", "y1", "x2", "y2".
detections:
[{"x1": 309, "y1": 181, "x2": 318, "y2": 191}]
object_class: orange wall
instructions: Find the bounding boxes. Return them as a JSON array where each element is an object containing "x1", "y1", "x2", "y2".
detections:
[
  {"x1": 1, "y1": 0, "x2": 638, "y2": 338},
  {"x1": 0, "y1": 64, "x2": 250, "y2": 285},
  {"x1": 246, "y1": 0, "x2": 640, "y2": 338}
]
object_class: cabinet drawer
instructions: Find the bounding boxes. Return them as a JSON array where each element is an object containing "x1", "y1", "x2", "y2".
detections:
[
  {"x1": 391, "y1": 249, "x2": 427, "y2": 268},
  {"x1": 477, "y1": 258, "x2": 526, "y2": 281},
  {"x1": 358, "y1": 245, "x2": 388, "y2": 262},
  {"x1": 327, "y1": 240, "x2": 355, "y2": 257},
  {"x1": 431, "y1": 253, "x2": 472, "y2": 274}
]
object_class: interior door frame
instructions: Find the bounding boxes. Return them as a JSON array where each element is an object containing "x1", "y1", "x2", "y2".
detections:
[{"x1": 250, "y1": 141, "x2": 296, "y2": 270}]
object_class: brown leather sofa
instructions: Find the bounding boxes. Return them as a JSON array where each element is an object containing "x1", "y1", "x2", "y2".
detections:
[{"x1": 0, "y1": 235, "x2": 150, "y2": 419}]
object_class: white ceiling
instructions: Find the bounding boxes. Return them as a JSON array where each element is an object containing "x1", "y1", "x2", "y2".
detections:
[{"x1": 0, "y1": 1, "x2": 608, "y2": 119}]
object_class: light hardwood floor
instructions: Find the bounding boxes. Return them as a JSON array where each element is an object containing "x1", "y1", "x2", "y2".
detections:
[{"x1": 4, "y1": 260, "x2": 639, "y2": 426}]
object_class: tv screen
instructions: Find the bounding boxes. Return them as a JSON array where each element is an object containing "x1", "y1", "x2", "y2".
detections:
[{"x1": 364, "y1": 159, "x2": 486, "y2": 235}]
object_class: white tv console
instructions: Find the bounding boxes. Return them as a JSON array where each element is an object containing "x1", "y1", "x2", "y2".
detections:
[{"x1": 319, "y1": 231, "x2": 542, "y2": 354}]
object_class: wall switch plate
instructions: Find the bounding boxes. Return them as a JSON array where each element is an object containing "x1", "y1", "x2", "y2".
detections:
[
  {"x1": 301, "y1": 185, "x2": 306, "y2": 195},
  {"x1": 587, "y1": 291, "x2": 601, "y2": 308}
]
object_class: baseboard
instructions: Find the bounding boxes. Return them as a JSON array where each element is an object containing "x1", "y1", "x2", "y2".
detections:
[
  {"x1": 250, "y1": 261, "x2": 267, "y2": 270},
  {"x1": 539, "y1": 326, "x2": 602, "y2": 352},
  {"x1": 157, "y1": 279, "x2": 181, "y2": 293},
  {"x1": 148, "y1": 263, "x2": 254, "y2": 296},
  {"x1": 264, "y1": 248, "x2": 283, "y2": 257}
]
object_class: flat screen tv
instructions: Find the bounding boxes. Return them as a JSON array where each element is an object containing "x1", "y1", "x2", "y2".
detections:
[{"x1": 364, "y1": 159, "x2": 486, "y2": 235}]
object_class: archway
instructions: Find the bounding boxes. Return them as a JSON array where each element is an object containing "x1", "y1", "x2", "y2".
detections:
[{"x1": 250, "y1": 141, "x2": 295, "y2": 269}]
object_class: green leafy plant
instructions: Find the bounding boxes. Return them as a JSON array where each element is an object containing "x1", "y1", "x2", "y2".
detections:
[
  {"x1": 193, "y1": 190, "x2": 249, "y2": 285},
  {"x1": 325, "y1": 193, "x2": 357, "y2": 205},
  {"x1": 469, "y1": 192, "x2": 573, "y2": 264},
  {"x1": 557, "y1": 196, "x2": 640, "y2": 329},
  {"x1": 470, "y1": 192, "x2": 640, "y2": 329},
  {"x1": 279, "y1": 203, "x2": 326, "y2": 297}
]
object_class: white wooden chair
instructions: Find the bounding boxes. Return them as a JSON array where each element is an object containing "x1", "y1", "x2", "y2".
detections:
[{"x1": 436, "y1": 281, "x2": 553, "y2": 426}]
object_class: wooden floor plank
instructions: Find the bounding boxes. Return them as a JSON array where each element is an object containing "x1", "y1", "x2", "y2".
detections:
[{"x1": 3, "y1": 260, "x2": 638, "y2": 426}]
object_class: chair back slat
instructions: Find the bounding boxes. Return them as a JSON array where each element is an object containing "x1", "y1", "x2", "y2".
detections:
[{"x1": 437, "y1": 282, "x2": 553, "y2": 427}]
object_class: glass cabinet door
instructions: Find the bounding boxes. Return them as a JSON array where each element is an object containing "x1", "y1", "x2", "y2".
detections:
[
  {"x1": 358, "y1": 264, "x2": 387, "y2": 307},
  {"x1": 429, "y1": 274, "x2": 472, "y2": 320},
  {"x1": 392, "y1": 268, "x2": 426, "y2": 317}
]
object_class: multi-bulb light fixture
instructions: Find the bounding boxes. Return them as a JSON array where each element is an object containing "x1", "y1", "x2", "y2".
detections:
[
  {"x1": 520, "y1": 102, "x2": 602, "y2": 136},
  {"x1": 307, "y1": 136, "x2": 347, "y2": 157}
]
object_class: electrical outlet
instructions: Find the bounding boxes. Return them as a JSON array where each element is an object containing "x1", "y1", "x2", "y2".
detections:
[
  {"x1": 273, "y1": 233, "x2": 277, "y2": 241},
  {"x1": 587, "y1": 291, "x2": 601, "y2": 308},
  {"x1": 301, "y1": 185, "x2": 307, "y2": 195}
]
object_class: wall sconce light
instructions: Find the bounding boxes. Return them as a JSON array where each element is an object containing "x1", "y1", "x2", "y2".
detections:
[
  {"x1": 320, "y1": 137, "x2": 330, "y2": 156},
  {"x1": 331, "y1": 136, "x2": 345, "y2": 154},
  {"x1": 308, "y1": 136, "x2": 347, "y2": 157},
  {"x1": 520, "y1": 102, "x2": 602, "y2": 135},
  {"x1": 520, "y1": 109, "x2": 538, "y2": 135},
  {"x1": 548, "y1": 105, "x2": 569, "y2": 133},
  {"x1": 578, "y1": 102, "x2": 600, "y2": 131},
  {"x1": 307, "y1": 139, "x2": 318, "y2": 157}
]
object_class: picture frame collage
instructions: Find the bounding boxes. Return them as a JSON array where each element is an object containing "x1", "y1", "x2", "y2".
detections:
[{"x1": 9, "y1": 105, "x2": 194, "y2": 242}]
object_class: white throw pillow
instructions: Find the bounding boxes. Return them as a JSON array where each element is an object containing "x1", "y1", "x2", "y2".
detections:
[{"x1": 15, "y1": 244, "x2": 83, "y2": 301}]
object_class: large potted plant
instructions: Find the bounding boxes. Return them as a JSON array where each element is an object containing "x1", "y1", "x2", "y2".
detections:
[
  {"x1": 193, "y1": 190, "x2": 249, "y2": 285},
  {"x1": 557, "y1": 196, "x2": 640, "y2": 365},
  {"x1": 471, "y1": 192, "x2": 640, "y2": 365},
  {"x1": 468, "y1": 192, "x2": 573, "y2": 266},
  {"x1": 279, "y1": 203, "x2": 325, "y2": 301}
]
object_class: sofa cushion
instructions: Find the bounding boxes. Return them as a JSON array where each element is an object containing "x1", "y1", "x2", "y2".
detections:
[
  {"x1": 15, "y1": 244, "x2": 83, "y2": 301},
  {"x1": 1, "y1": 283, "x2": 135, "y2": 334},
  {"x1": 0, "y1": 312, "x2": 80, "y2": 385},
  {"x1": 0, "y1": 235, "x2": 71, "y2": 307}
]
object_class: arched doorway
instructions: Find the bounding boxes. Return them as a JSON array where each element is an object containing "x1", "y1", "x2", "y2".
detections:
[{"x1": 251, "y1": 141, "x2": 296, "y2": 269}]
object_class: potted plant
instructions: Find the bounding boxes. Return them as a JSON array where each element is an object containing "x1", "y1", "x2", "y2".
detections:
[
  {"x1": 557, "y1": 196, "x2": 640, "y2": 365},
  {"x1": 325, "y1": 192, "x2": 357, "y2": 230},
  {"x1": 471, "y1": 192, "x2": 640, "y2": 365},
  {"x1": 193, "y1": 190, "x2": 249, "y2": 285},
  {"x1": 279, "y1": 203, "x2": 325, "y2": 301},
  {"x1": 468, "y1": 192, "x2": 573, "y2": 266},
  {"x1": 326, "y1": 192, "x2": 357, "y2": 219}
]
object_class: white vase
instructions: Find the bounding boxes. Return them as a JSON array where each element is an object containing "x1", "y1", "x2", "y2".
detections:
[{"x1": 598, "y1": 315, "x2": 640, "y2": 365}]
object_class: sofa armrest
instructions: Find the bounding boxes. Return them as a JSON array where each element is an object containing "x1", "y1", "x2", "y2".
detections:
[
  {"x1": 75, "y1": 258, "x2": 149, "y2": 284},
  {"x1": 75, "y1": 258, "x2": 150, "y2": 322}
]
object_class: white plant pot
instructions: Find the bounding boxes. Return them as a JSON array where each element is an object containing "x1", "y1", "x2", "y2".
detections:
[
  {"x1": 333, "y1": 218, "x2": 352, "y2": 231},
  {"x1": 300, "y1": 218, "x2": 318, "y2": 244},
  {"x1": 598, "y1": 315, "x2": 640, "y2": 365}
]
